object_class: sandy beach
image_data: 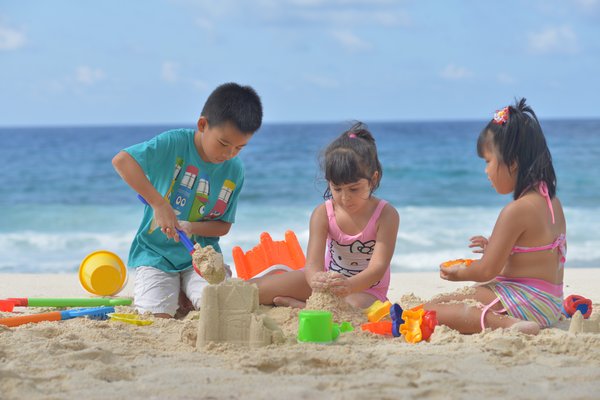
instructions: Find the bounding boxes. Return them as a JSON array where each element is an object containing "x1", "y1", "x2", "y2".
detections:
[{"x1": 1, "y1": 269, "x2": 599, "y2": 400}]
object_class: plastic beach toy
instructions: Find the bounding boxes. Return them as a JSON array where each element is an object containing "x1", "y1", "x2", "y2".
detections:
[
  {"x1": 5, "y1": 297, "x2": 132, "y2": 307},
  {"x1": 108, "y1": 313, "x2": 153, "y2": 326},
  {"x1": 0, "y1": 306, "x2": 115, "y2": 328},
  {"x1": 0, "y1": 300, "x2": 15, "y2": 312},
  {"x1": 361, "y1": 303, "x2": 405, "y2": 337},
  {"x1": 232, "y1": 231, "x2": 305, "y2": 280},
  {"x1": 399, "y1": 308, "x2": 438, "y2": 343},
  {"x1": 79, "y1": 250, "x2": 127, "y2": 296},
  {"x1": 297, "y1": 310, "x2": 353, "y2": 344},
  {"x1": 441, "y1": 259, "x2": 474, "y2": 268},
  {"x1": 562, "y1": 294, "x2": 593, "y2": 319},
  {"x1": 365, "y1": 300, "x2": 392, "y2": 322},
  {"x1": 361, "y1": 321, "x2": 393, "y2": 336}
]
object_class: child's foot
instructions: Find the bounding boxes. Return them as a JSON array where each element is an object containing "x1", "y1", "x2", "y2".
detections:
[
  {"x1": 273, "y1": 296, "x2": 306, "y2": 309},
  {"x1": 510, "y1": 320, "x2": 540, "y2": 335}
]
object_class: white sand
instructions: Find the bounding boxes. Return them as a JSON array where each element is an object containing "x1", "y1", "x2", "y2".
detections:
[{"x1": 1, "y1": 269, "x2": 599, "y2": 399}]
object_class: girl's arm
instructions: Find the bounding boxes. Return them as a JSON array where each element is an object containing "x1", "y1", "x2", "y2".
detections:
[
  {"x1": 445, "y1": 202, "x2": 527, "y2": 282},
  {"x1": 303, "y1": 204, "x2": 329, "y2": 287},
  {"x1": 339, "y1": 204, "x2": 400, "y2": 293}
]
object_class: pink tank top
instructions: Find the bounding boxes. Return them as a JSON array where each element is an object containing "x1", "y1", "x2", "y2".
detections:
[{"x1": 323, "y1": 199, "x2": 391, "y2": 297}]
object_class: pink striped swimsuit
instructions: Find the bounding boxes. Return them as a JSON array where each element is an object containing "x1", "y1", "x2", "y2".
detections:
[
  {"x1": 480, "y1": 182, "x2": 565, "y2": 329},
  {"x1": 324, "y1": 199, "x2": 391, "y2": 302}
]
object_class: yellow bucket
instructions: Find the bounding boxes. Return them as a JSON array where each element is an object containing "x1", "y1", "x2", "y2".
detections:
[{"x1": 78, "y1": 250, "x2": 127, "y2": 296}]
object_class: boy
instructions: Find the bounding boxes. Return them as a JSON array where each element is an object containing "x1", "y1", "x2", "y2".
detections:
[{"x1": 112, "y1": 82, "x2": 263, "y2": 318}]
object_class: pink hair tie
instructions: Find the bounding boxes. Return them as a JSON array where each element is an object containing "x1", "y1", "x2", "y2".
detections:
[
  {"x1": 348, "y1": 133, "x2": 357, "y2": 138},
  {"x1": 492, "y1": 107, "x2": 509, "y2": 125}
]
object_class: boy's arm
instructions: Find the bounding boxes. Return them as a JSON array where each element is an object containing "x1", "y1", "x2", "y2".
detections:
[
  {"x1": 112, "y1": 151, "x2": 180, "y2": 239},
  {"x1": 182, "y1": 220, "x2": 232, "y2": 237}
]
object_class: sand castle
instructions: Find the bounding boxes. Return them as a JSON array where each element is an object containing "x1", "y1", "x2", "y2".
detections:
[
  {"x1": 197, "y1": 279, "x2": 284, "y2": 347},
  {"x1": 568, "y1": 310, "x2": 600, "y2": 334}
]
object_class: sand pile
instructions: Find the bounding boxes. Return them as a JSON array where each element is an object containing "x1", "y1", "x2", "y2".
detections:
[{"x1": 192, "y1": 244, "x2": 226, "y2": 284}]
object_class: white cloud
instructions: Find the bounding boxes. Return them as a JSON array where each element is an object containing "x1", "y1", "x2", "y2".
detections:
[
  {"x1": 330, "y1": 30, "x2": 371, "y2": 52},
  {"x1": 191, "y1": 0, "x2": 410, "y2": 28},
  {"x1": 497, "y1": 73, "x2": 516, "y2": 85},
  {"x1": 528, "y1": 26, "x2": 579, "y2": 54},
  {"x1": 440, "y1": 64, "x2": 471, "y2": 80},
  {"x1": 75, "y1": 66, "x2": 105, "y2": 85},
  {"x1": 0, "y1": 23, "x2": 26, "y2": 51},
  {"x1": 572, "y1": 0, "x2": 599, "y2": 10},
  {"x1": 162, "y1": 61, "x2": 179, "y2": 83},
  {"x1": 191, "y1": 79, "x2": 209, "y2": 91},
  {"x1": 195, "y1": 17, "x2": 214, "y2": 31},
  {"x1": 304, "y1": 73, "x2": 340, "y2": 88}
]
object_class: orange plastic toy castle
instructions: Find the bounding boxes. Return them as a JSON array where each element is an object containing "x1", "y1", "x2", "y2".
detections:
[{"x1": 232, "y1": 230, "x2": 306, "y2": 280}]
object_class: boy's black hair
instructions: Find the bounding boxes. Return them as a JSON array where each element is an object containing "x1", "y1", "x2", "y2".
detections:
[
  {"x1": 201, "y1": 82, "x2": 263, "y2": 134},
  {"x1": 322, "y1": 122, "x2": 383, "y2": 199},
  {"x1": 477, "y1": 98, "x2": 556, "y2": 200}
]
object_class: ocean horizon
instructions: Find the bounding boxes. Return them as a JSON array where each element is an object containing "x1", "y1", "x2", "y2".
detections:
[{"x1": 1, "y1": 119, "x2": 599, "y2": 274}]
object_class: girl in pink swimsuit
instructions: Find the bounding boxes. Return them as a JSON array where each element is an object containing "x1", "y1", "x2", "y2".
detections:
[
  {"x1": 425, "y1": 98, "x2": 566, "y2": 335},
  {"x1": 254, "y1": 122, "x2": 400, "y2": 309}
]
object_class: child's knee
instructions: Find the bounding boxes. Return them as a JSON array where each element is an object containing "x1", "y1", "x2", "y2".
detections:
[{"x1": 133, "y1": 266, "x2": 179, "y2": 316}]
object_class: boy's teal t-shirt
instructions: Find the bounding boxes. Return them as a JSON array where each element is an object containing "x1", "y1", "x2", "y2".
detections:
[{"x1": 124, "y1": 128, "x2": 244, "y2": 272}]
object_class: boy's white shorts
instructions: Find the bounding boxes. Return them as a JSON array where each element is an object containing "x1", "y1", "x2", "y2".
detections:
[{"x1": 133, "y1": 264, "x2": 231, "y2": 316}]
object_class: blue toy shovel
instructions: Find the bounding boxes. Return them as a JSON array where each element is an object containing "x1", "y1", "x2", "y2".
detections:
[
  {"x1": 137, "y1": 195, "x2": 203, "y2": 276},
  {"x1": 137, "y1": 194, "x2": 196, "y2": 253}
]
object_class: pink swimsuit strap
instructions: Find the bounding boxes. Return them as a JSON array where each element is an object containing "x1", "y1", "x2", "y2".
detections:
[
  {"x1": 538, "y1": 181, "x2": 555, "y2": 224},
  {"x1": 510, "y1": 181, "x2": 565, "y2": 255},
  {"x1": 511, "y1": 233, "x2": 566, "y2": 254}
]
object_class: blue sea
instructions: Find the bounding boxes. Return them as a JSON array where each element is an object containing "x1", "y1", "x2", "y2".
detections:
[{"x1": 1, "y1": 120, "x2": 599, "y2": 273}]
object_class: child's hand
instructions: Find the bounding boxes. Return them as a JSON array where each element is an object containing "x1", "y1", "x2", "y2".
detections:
[
  {"x1": 310, "y1": 272, "x2": 351, "y2": 296},
  {"x1": 469, "y1": 235, "x2": 488, "y2": 254},
  {"x1": 439, "y1": 263, "x2": 464, "y2": 281},
  {"x1": 327, "y1": 274, "x2": 352, "y2": 297},
  {"x1": 153, "y1": 202, "x2": 180, "y2": 241},
  {"x1": 177, "y1": 220, "x2": 193, "y2": 238}
]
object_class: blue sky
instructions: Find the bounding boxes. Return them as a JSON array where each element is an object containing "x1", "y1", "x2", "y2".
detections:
[{"x1": 1, "y1": 0, "x2": 599, "y2": 126}]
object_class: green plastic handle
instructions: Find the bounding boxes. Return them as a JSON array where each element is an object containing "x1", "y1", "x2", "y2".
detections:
[{"x1": 26, "y1": 298, "x2": 132, "y2": 307}]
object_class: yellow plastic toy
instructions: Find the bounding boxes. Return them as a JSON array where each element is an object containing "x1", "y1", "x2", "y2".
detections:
[
  {"x1": 441, "y1": 258, "x2": 474, "y2": 268},
  {"x1": 365, "y1": 300, "x2": 392, "y2": 322},
  {"x1": 108, "y1": 313, "x2": 153, "y2": 326},
  {"x1": 79, "y1": 250, "x2": 127, "y2": 296},
  {"x1": 399, "y1": 306, "x2": 438, "y2": 343},
  {"x1": 400, "y1": 308, "x2": 425, "y2": 343},
  {"x1": 232, "y1": 231, "x2": 305, "y2": 280}
]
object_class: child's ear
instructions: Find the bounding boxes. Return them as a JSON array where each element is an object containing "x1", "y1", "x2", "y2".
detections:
[
  {"x1": 509, "y1": 162, "x2": 518, "y2": 174},
  {"x1": 197, "y1": 116, "x2": 208, "y2": 132},
  {"x1": 370, "y1": 171, "x2": 379, "y2": 186}
]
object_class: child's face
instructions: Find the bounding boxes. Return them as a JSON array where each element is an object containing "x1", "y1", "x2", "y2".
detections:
[
  {"x1": 195, "y1": 117, "x2": 252, "y2": 164},
  {"x1": 329, "y1": 178, "x2": 373, "y2": 213},
  {"x1": 482, "y1": 144, "x2": 516, "y2": 195}
]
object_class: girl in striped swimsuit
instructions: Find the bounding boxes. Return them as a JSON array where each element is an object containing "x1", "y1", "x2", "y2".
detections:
[{"x1": 425, "y1": 98, "x2": 566, "y2": 335}]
